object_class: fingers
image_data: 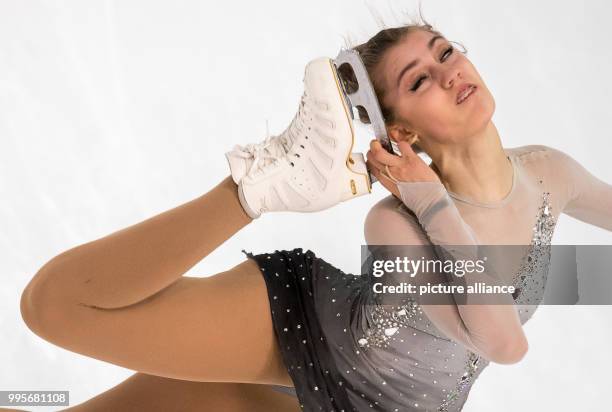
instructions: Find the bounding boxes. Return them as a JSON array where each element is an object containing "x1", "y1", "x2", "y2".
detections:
[
  {"x1": 366, "y1": 140, "x2": 403, "y2": 177},
  {"x1": 367, "y1": 159, "x2": 396, "y2": 185},
  {"x1": 369, "y1": 139, "x2": 403, "y2": 167},
  {"x1": 396, "y1": 140, "x2": 418, "y2": 159},
  {"x1": 367, "y1": 160, "x2": 383, "y2": 180},
  {"x1": 365, "y1": 150, "x2": 385, "y2": 171}
]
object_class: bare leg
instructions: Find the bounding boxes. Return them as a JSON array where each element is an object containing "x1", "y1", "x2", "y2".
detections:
[
  {"x1": 20, "y1": 177, "x2": 300, "y2": 401},
  {"x1": 22, "y1": 176, "x2": 254, "y2": 311}
]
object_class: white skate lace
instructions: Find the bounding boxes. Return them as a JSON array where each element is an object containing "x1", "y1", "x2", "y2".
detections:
[
  {"x1": 239, "y1": 91, "x2": 311, "y2": 176},
  {"x1": 284, "y1": 91, "x2": 310, "y2": 151},
  {"x1": 234, "y1": 135, "x2": 288, "y2": 176}
]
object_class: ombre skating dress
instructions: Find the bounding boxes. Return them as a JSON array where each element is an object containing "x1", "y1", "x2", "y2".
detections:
[{"x1": 243, "y1": 145, "x2": 612, "y2": 411}]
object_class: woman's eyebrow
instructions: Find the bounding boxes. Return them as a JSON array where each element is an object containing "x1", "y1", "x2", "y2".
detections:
[{"x1": 395, "y1": 35, "x2": 445, "y2": 88}]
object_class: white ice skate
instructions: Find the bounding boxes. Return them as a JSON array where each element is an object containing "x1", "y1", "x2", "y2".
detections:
[{"x1": 228, "y1": 57, "x2": 372, "y2": 219}]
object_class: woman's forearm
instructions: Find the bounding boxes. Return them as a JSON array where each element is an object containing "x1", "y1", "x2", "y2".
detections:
[
  {"x1": 24, "y1": 176, "x2": 250, "y2": 311},
  {"x1": 396, "y1": 182, "x2": 528, "y2": 353}
]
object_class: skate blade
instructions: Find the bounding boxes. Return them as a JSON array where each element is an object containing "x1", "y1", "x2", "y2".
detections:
[{"x1": 332, "y1": 49, "x2": 400, "y2": 158}]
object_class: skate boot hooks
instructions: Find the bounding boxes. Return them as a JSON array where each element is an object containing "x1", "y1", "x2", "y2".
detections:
[{"x1": 229, "y1": 57, "x2": 372, "y2": 219}]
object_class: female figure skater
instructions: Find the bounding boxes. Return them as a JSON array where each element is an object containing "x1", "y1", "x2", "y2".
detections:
[{"x1": 15, "y1": 19, "x2": 612, "y2": 412}]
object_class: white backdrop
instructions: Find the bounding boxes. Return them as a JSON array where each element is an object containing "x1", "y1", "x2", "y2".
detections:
[{"x1": 1, "y1": 0, "x2": 611, "y2": 411}]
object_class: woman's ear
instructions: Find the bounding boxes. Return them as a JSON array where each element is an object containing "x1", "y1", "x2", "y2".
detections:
[{"x1": 387, "y1": 124, "x2": 419, "y2": 145}]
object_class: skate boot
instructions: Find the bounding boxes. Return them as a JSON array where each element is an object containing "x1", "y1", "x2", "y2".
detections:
[
  {"x1": 225, "y1": 78, "x2": 321, "y2": 184},
  {"x1": 233, "y1": 57, "x2": 372, "y2": 219}
]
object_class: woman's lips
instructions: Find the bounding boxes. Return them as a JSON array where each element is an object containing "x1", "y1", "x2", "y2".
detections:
[{"x1": 457, "y1": 85, "x2": 477, "y2": 104}]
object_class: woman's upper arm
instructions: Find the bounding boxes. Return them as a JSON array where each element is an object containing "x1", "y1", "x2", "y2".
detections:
[
  {"x1": 547, "y1": 146, "x2": 612, "y2": 231},
  {"x1": 364, "y1": 197, "x2": 430, "y2": 245}
]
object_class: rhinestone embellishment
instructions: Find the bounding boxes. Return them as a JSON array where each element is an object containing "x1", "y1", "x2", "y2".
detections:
[
  {"x1": 436, "y1": 352, "x2": 481, "y2": 411},
  {"x1": 511, "y1": 191, "x2": 556, "y2": 302},
  {"x1": 359, "y1": 298, "x2": 423, "y2": 349}
]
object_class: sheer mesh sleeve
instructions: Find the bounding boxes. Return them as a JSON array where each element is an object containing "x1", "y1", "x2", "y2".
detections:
[
  {"x1": 545, "y1": 146, "x2": 612, "y2": 231},
  {"x1": 364, "y1": 183, "x2": 528, "y2": 364}
]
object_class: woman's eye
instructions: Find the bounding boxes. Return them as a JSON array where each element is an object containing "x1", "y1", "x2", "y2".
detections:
[
  {"x1": 410, "y1": 46, "x2": 455, "y2": 92},
  {"x1": 411, "y1": 75, "x2": 428, "y2": 91},
  {"x1": 441, "y1": 45, "x2": 454, "y2": 61}
]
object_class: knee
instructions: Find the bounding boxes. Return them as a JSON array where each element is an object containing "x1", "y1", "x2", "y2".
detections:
[
  {"x1": 21, "y1": 280, "x2": 43, "y2": 336},
  {"x1": 20, "y1": 270, "x2": 65, "y2": 341}
]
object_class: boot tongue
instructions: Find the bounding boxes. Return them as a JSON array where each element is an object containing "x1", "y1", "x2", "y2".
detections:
[
  {"x1": 280, "y1": 135, "x2": 293, "y2": 153},
  {"x1": 266, "y1": 118, "x2": 292, "y2": 154},
  {"x1": 281, "y1": 111, "x2": 302, "y2": 153}
]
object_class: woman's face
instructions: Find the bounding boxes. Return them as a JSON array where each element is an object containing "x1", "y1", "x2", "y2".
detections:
[{"x1": 375, "y1": 29, "x2": 495, "y2": 147}]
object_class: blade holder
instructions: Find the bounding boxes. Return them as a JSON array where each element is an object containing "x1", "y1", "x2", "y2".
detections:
[{"x1": 332, "y1": 49, "x2": 401, "y2": 157}]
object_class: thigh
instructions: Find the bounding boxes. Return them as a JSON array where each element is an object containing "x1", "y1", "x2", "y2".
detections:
[
  {"x1": 34, "y1": 259, "x2": 292, "y2": 386},
  {"x1": 61, "y1": 372, "x2": 300, "y2": 412}
]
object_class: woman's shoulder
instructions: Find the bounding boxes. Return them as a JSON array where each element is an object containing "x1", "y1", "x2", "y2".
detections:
[
  {"x1": 506, "y1": 144, "x2": 553, "y2": 160},
  {"x1": 505, "y1": 145, "x2": 589, "y2": 185},
  {"x1": 505, "y1": 144, "x2": 577, "y2": 167}
]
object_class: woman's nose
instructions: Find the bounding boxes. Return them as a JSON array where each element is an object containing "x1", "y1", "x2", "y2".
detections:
[{"x1": 442, "y1": 67, "x2": 462, "y2": 89}]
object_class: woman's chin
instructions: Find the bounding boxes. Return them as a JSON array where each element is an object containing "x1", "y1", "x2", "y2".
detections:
[{"x1": 467, "y1": 94, "x2": 495, "y2": 126}]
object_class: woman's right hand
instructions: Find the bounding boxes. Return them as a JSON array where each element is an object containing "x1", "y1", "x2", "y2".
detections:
[{"x1": 366, "y1": 139, "x2": 442, "y2": 198}]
